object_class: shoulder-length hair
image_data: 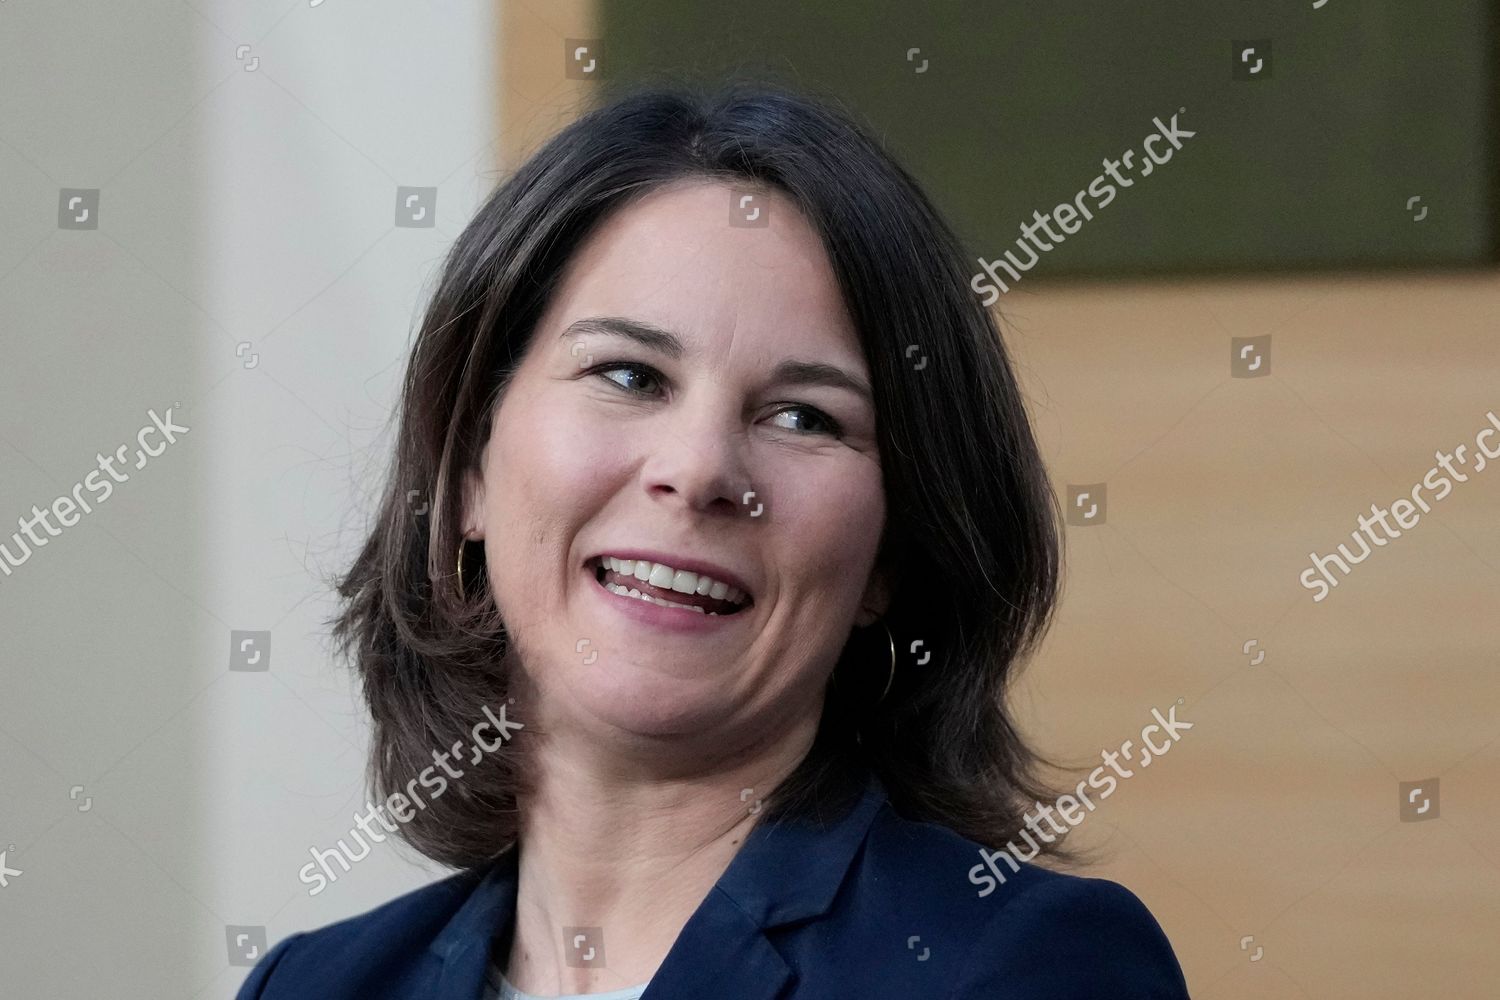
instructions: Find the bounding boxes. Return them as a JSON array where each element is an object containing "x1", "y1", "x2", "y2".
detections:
[{"x1": 330, "y1": 79, "x2": 1072, "y2": 871}]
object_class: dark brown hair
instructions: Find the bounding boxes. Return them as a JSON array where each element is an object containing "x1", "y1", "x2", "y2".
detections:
[{"x1": 329, "y1": 80, "x2": 1074, "y2": 871}]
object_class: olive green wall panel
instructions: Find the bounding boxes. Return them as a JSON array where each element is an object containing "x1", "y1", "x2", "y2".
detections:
[{"x1": 595, "y1": 0, "x2": 1498, "y2": 278}]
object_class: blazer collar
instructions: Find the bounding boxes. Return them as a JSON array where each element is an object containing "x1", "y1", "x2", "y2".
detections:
[{"x1": 430, "y1": 769, "x2": 888, "y2": 999}]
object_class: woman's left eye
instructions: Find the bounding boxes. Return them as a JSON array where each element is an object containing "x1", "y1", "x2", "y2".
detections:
[
  {"x1": 768, "y1": 406, "x2": 842, "y2": 437},
  {"x1": 593, "y1": 363, "x2": 662, "y2": 396}
]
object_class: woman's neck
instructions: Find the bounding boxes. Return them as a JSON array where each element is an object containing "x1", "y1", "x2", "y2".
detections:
[{"x1": 501, "y1": 716, "x2": 817, "y2": 995}]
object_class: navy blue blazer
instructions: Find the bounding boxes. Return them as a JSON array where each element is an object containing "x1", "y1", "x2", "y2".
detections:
[{"x1": 238, "y1": 772, "x2": 1189, "y2": 999}]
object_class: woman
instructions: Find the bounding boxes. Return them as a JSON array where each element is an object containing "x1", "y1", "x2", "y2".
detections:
[{"x1": 239, "y1": 82, "x2": 1190, "y2": 1000}]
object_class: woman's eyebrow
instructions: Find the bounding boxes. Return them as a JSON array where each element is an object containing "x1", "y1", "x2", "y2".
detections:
[
  {"x1": 563, "y1": 316, "x2": 682, "y2": 359},
  {"x1": 561, "y1": 315, "x2": 872, "y2": 403},
  {"x1": 772, "y1": 359, "x2": 872, "y2": 404}
]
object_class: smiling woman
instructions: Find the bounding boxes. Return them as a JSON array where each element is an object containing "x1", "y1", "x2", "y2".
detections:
[{"x1": 237, "y1": 82, "x2": 1190, "y2": 1000}]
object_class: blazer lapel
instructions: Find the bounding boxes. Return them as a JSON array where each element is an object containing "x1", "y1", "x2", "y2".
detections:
[
  {"x1": 430, "y1": 846, "x2": 521, "y2": 1000},
  {"x1": 637, "y1": 890, "x2": 795, "y2": 1000},
  {"x1": 642, "y1": 771, "x2": 888, "y2": 999}
]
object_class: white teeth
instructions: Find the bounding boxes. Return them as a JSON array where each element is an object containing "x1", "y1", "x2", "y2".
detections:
[
  {"x1": 596, "y1": 555, "x2": 748, "y2": 606},
  {"x1": 603, "y1": 581, "x2": 721, "y2": 614}
]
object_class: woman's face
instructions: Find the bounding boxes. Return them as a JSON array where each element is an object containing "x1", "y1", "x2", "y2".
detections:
[{"x1": 463, "y1": 179, "x2": 887, "y2": 747}]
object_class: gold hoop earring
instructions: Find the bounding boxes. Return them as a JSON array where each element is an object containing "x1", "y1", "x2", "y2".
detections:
[
  {"x1": 456, "y1": 539, "x2": 468, "y2": 599},
  {"x1": 875, "y1": 617, "x2": 896, "y2": 704},
  {"x1": 833, "y1": 617, "x2": 896, "y2": 705}
]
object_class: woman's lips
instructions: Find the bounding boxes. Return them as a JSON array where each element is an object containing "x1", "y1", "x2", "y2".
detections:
[{"x1": 582, "y1": 562, "x2": 750, "y2": 634}]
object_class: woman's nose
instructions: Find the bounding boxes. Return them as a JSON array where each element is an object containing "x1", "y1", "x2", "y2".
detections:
[{"x1": 639, "y1": 408, "x2": 752, "y2": 516}]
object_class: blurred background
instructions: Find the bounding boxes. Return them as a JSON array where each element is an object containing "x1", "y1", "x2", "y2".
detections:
[{"x1": 1, "y1": 1, "x2": 1496, "y2": 998}]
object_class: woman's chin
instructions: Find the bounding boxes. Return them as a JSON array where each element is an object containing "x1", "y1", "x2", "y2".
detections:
[{"x1": 572, "y1": 672, "x2": 737, "y2": 739}]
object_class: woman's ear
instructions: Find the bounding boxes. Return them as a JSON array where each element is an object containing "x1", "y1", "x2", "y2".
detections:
[{"x1": 853, "y1": 563, "x2": 891, "y2": 627}]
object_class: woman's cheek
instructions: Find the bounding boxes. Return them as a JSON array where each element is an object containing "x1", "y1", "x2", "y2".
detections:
[
  {"x1": 777, "y1": 455, "x2": 883, "y2": 544},
  {"x1": 525, "y1": 389, "x2": 634, "y2": 488}
]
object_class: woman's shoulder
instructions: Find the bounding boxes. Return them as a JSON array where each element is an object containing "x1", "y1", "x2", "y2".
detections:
[
  {"x1": 234, "y1": 865, "x2": 493, "y2": 999},
  {"x1": 837, "y1": 803, "x2": 1191, "y2": 998}
]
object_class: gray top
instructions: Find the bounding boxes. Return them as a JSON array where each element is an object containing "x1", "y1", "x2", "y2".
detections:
[{"x1": 484, "y1": 959, "x2": 649, "y2": 1000}]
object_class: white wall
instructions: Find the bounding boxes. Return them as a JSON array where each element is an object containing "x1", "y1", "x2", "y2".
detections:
[{"x1": 0, "y1": 1, "x2": 499, "y2": 996}]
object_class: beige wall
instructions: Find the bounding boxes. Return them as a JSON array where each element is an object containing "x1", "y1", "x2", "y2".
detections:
[
  {"x1": 1007, "y1": 270, "x2": 1500, "y2": 999},
  {"x1": 497, "y1": 0, "x2": 601, "y2": 169}
]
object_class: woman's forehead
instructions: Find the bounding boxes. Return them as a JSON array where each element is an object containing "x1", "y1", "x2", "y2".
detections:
[{"x1": 542, "y1": 181, "x2": 861, "y2": 358}]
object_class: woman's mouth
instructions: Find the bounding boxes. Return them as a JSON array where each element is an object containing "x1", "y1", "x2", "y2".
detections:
[{"x1": 589, "y1": 555, "x2": 753, "y2": 617}]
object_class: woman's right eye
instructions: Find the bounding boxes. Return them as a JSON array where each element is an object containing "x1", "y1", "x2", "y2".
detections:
[{"x1": 592, "y1": 362, "x2": 663, "y2": 396}]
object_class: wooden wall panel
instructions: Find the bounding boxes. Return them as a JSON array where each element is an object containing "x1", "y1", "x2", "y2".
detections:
[{"x1": 1006, "y1": 271, "x2": 1500, "y2": 999}]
